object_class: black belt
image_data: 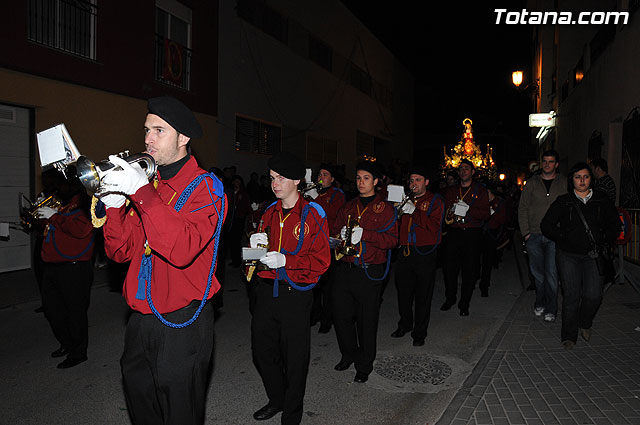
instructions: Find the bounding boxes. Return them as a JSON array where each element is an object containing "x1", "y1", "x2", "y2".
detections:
[
  {"x1": 340, "y1": 261, "x2": 383, "y2": 270},
  {"x1": 449, "y1": 227, "x2": 482, "y2": 232},
  {"x1": 258, "y1": 277, "x2": 309, "y2": 288}
]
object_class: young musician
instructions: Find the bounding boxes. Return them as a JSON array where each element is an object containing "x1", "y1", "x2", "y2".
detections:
[
  {"x1": 248, "y1": 151, "x2": 330, "y2": 424},
  {"x1": 331, "y1": 161, "x2": 398, "y2": 383},
  {"x1": 391, "y1": 165, "x2": 445, "y2": 346}
]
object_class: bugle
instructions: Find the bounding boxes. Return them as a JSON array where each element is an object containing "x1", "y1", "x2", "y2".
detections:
[
  {"x1": 334, "y1": 214, "x2": 360, "y2": 261},
  {"x1": 76, "y1": 151, "x2": 157, "y2": 195}
]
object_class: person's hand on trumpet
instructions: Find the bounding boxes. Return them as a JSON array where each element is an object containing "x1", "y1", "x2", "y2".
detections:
[{"x1": 100, "y1": 155, "x2": 150, "y2": 196}]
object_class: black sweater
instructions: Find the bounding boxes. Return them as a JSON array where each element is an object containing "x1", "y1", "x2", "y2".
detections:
[{"x1": 540, "y1": 190, "x2": 620, "y2": 255}]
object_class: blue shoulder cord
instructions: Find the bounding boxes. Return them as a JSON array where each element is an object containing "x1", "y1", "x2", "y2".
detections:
[
  {"x1": 355, "y1": 205, "x2": 397, "y2": 281},
  {"x1": 407, "y1": 194, "x2": 445, "y2": 256},
  {"x1": 137, "y1": 173, "x2": 226, "y2": 328},
  {"x1": 271, "y1": 203, "x2": 329, "y2": 297},
  {"x1": 46, "y1": 210, "x2": 95, "y2": 260}
]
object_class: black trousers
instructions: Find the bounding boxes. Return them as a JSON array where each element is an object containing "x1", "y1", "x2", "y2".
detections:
[
  {"x1": 394, "y1": 246, "x2": 437, "y2": 341},
  {"x1": 311, "y1": 259, "x2": 336, "y2": 327},
  {"x1": 444, "y1": 227, "x2": 482, "y2": 309},
  {"x1": 332, "y1": 262, "x2": 384, "y2": 375},
  {"x1": 42, "y1": 260, "x2": 93, "y2": 360},
  {"x1": 121, "y1": 300, "x2": 214, "y2": 425},
  {"x1": 251, "y1": 280, "x2": 313, "y2": 425},
  {"x1": 480, "y1": 231, "x2": 498, "y2": 291}
]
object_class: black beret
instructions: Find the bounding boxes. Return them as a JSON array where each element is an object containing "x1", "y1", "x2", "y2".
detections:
[
  {"x1": 268, "y1": 151, "x2": 306, "y2": 180},
  {"x1": 459, "y1": 158, "x2": 475, "y2": 169},
  {"x1": 147, "y1": 96, "x2": 203, "y2": 138},
  {"x1": 355, "y1": 161, "x2": 383, "y2": 180},
  {"x1": 408, "y1": 164, "x2": 430, "y2": 180},
  {"x1": 318, "y1": 163, "x2": 335, "y2": 177}
]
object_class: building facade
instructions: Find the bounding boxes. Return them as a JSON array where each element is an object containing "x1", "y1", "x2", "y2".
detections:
[{"x1": 528, "y1": 0, "x2": 640, "y2": 206}]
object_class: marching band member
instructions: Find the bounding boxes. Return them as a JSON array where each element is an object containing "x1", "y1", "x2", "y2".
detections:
[
  {"x1": 331, "y1": 161, "x2": 398, "y2": 383},
  {"x1": 101, "y1": 96, "x2": 226, "y2": 425},
  {"x1": 248, "y1": 151, "x2": 330, "y2": 424},
  {"x1": 391, "y1": 165, "x2": 445, "y2": 346},
  {"x1": 38, "y1": 172, "x2": 94, "y2": 369},
  {"x1": 441, "y1": 158, "x2": 490, "y2": 316},
  {"x1": 310, "y1": 164, "x2": 345, "y2": 333}
]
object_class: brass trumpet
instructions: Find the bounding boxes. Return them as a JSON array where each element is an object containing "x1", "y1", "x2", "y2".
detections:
[
  {"x1": 335, "y1": 214, "x2": 360, "y2": 261},
  {"x1": 76, "y1": 151, "x2": 157, "y2": 195},
  {"x1": 395, "y1": 191, "x2": 416, "y2": 217},
  {"x1": 300, "y1": 179, "x2": 323, "y2": 199},
  {"x1": 245, "y1": 224, "x2": 270, "y2": 282},
  {"x1": 19, "y1": 193, "x2": 61, "y2": 232}
]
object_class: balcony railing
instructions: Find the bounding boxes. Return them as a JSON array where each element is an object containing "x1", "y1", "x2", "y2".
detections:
[
  {"x1": 154, "y1": 35, "x2": 192, "y2": 91},
  {"x1": 28, "y1": 0, "x2": 97, "y2": 60}
]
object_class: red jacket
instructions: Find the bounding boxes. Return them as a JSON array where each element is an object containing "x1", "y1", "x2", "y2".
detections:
[
  {"x1": 334, "y1": 193, "x2": 398, "y2": 265},
  {"x1": 443, "y1": 181, "x2": 491, "y2": 229},
  {"x1": 315, "y1": 186, "x2": 346, "y2": 232},
  {"x1": 398, "y1": 191, "x2": 445, "y2": 247},
  {"x1": 257, "y1": 195, "x2": 330, "y2": 284},
  {"x1": 41, "y1": 194, "x2": 94, "y2": 263},
  {"x1": 103, "y1": 156, "x2": 227, "y2": 314}
]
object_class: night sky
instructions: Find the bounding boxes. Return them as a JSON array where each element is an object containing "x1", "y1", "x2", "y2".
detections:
[{"x1": 341, "y1": 1, "x2": 534, "y2": 173}]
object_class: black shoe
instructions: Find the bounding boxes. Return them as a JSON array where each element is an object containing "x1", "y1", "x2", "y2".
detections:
[
  {"x1": 481, "y1": 289, "x2": 488, "y2": 297},
  {"x1": 459, "y1": 308, "x2": 469, "y2": 316},
  {"x1": 413, "y1": 339, "x2": 425, "y2": 347},
  {"x1": 253, "y1": 404, "x2": 283, "y2": 421},
  {"x1": 318, "y1": 324, "x2": 331, "y2": 334},
  {"x1": 354, "y1": 372, "x2": 369, "y2": 383},
  {"x1": 440, "y1": 301, "x2": 455, "y2": 311},
  {"x1": 51, "y1": 347, "x2": 68, "y2": 358},
  {"x1": 57, "y1": 356, "x2": 87, "y2": 369},
  {"x1": 391, "y1": 328, "x2": 410, "y2": 338},
  {"x1": 334, "y1": 360, "x2": 352, "y2": 371}
]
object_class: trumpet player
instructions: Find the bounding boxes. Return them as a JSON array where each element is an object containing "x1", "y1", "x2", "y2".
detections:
[
  {"x1": 310, "y1": 164, "x2": 346, "y2": 333},
  {"x1": 391, "y1": 165, "x2": 445, "y2": 346},
  {"x1": 100, "y1": 96, "x2": 227, "y2": 425},
  {"x1": 331, "y1": 162, "x2": 398, "y2": 384},
  {"x1": 37, "y1": 171, "x2": 95, "y2": 369},
  {"x1": 441, "y1": 158, "x2": 491, "y2": 316},
  {"x1": 247, "y1": 152, "x2": 330, "y2": 424}
]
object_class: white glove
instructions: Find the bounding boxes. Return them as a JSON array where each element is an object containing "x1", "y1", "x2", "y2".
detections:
[
  {"x1": 250, "y1": 232, "x2": 268, "y2": 248},
  {"x1": 99, "y1": 192, "x2": 126, "y2": 209},
  {"x1": 401, "y1": 200, "x2": 416, "y2": 215},
  {"x1": 259, "y1": 251, "x2": 286, "y2": 269},
  {"x1": 101, "y1": 155, "x2": 149, "y2": 195},
  {"x1": 340, "y1": 226, "x2": 348, "y2": 240},
  {"x1": 251, "y1": 202, "x2": 260, "y2": 211},
  {"x1": 350, "y1": 226, "x2": 363, "y2": 244},
  {"x1": 36, "y1": 206, "x2": 57, "y2": 220}
]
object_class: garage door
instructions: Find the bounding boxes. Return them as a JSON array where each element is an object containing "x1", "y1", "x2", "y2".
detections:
[{"x1": 0, "y1": 104, "x2": 31, "y2": 273}]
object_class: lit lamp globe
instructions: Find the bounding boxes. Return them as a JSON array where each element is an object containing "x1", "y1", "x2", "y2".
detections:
[{"x1": 512, "y1": 71, "x2": 523, "y2": 87}]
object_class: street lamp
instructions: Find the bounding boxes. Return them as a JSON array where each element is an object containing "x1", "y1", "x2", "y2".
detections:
[{"x1": 512, "y1": 71, "x2": 523, "y2": 88}]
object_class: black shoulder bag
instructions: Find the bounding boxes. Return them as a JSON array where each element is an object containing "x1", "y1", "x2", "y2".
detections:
[{"x1": 571, "y1": 197, "x2": 614, "y2": 277}]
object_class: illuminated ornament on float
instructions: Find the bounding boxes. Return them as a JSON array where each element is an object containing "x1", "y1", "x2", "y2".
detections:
[{"x1": 442, "y1": 118, "x2": 497, "y2": 180}]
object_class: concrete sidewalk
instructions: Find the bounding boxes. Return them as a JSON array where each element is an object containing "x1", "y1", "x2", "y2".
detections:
[{"x1": 1, "y1": 245, "x2": 638, "y2": 424}]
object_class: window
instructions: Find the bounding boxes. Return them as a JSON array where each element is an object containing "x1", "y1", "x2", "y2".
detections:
[
  {"x1": 236, "y1": 115, "x2": 281, "y2": 155},
  {"x1": 28, "y1": 0, "x2": 97, "y2": 59},
  {"x1": 356, "y1": 130, "x2": 375, "y2": 160},
  {"x1": 350, "y1": 63, "x2": 372, "y2": 96},
  {"x1": 237, "y1": 0, "x2": 288, "y2": 45},
  {"x1": 308, "y1": 35, "x2": 332, "y2": 72},
  {"x1": 155, "y1": 0, "x2": 192, "y2": 90}
]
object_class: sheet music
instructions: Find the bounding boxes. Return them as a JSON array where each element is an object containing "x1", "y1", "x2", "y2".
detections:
[{"x1": 36, "y1": 124, "x2": 81, "y2": 167}]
